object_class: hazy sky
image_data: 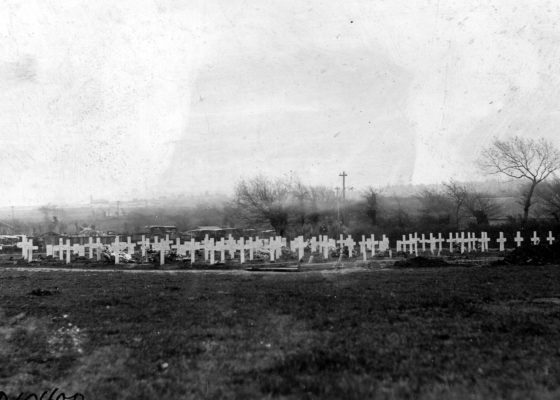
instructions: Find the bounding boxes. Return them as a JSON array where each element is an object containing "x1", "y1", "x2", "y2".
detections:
[{"x1": 2, "y1": 0, "x2": 560, "y2": 206}]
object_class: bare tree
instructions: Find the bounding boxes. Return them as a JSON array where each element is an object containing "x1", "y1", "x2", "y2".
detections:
[
  {"x1": 443, "y1": 180, "x2": 470, "y2": 229},
  {"x1": 480, "y1": 136, "x2": 560, "y2": 224},
  {"x1": 234, "y1": 176, "x2": 291, "y2": 236},
  {"x1": 417, "y1": 188, "x2": 453, "y2": 227},
  {"x1": 463, "y1": 191, "x2": 500, "y2": 225},
  {"x1": 362, "y1": 187, "x2": 379, "y2": 225},
  {"x1": 535, "y1": 177, "x2": 560, "y2": 222}
]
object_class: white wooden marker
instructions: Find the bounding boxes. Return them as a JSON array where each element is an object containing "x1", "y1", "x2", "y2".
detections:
[
  {"x1": 530, "y1": 231, "x2": 540, "y2": 245},
  {"x1": 514, "y1": 231, "x2": 524, "y2": 247}
]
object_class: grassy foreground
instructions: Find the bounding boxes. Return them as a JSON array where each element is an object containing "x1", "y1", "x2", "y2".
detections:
[{"x1": 1, "y1": 265, "x2": 560, "y2": 399}]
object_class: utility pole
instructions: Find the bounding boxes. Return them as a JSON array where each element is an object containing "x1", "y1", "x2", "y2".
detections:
[{"x1": 339, "y1": 171, "x2": 347, "y2": 201}]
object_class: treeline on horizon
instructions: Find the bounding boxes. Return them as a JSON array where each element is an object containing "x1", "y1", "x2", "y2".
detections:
[
  {"x1": 6, "y1": 136, "x2": 560, "y2": 240},
  {"x1": 6, "y1": 175, "x2": 560, "y2": 242}
]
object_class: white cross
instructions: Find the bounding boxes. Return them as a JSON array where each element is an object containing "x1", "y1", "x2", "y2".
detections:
[
  {"x1": 344, "y1": 235, "x2": 356, "y2": 257},
  {"x1": 420, "y1": 234, "x2": 427, "y2": 253},
  {"x1": 496, "y1": 232, "x2": 507, "y2": 252},
  {"x1": 428, "y1": 233, "x2": 436, "y2": 255},
  {"x1": 46, "y1": 244, "x2": 54, "y2": 257},
  {"x1": 479, "y1": 232, "x2": 490, "y2": 252},
  {"x1": 225, "y1": 235, "x2": 238, "y2": 259},
  {"x1": 237, "y1": 237, "x2": 246, "y2": 264},
  {"x1": 436, "y1": 233, "x2": 444, "y2": 254},
  {"x1": 209, "y1": 238, "x2": 216, "y2": 264},
  {"x1": 85, "y1": 237, "x2": 94, "y2": 259},
  {"x1": 401, "y1": 235, "x2": 408, "y2": 253},
  {"x1": 547, "y1": 231, "x2": 555, "y2": 245},
  {"x1": 61, "y1": 239, "x2": 72, "y2": 264},
  {"x1": 215, "y1": 238, "x2": 227, "y2": 262},
  {"x1": 151, "y1": 237, "x2": 169, "y2": 265},
  {"x1": 379, "y1": 235, "x2": 389, "y2": 253},
  {"x1": 367, "y1": 234, "x2": 376, "y2": 256},
  {"x1": 530, "y1": 231, "x2": 540, "y2": 245},
  {"x1": 359, "y1": 235, "x2": 368, "y2": 261},
  {"x1": 246, "y1": 237, "x2": 255, "y2": 261},
  {"x1": 448, "y1": 233, "x2": 455, "y2": 253},
  {"x1": 291, "y1": 236, "x2": 306, "y2": 261},
  {"x1": 72, "y1": 243, "x2": 84, "y2": 258},
  {"x1": 137, "y1": 235, "x2": 151, "y2": 260},
  {"x1": 309, "y1": 237, "x2": 319, "y2": 253},
  {"x1": 172, "y1": 238, "x2": 189, "y2": 257},
  {"x1": 337, "y1": 234, "x2": 345, "y2": 252},
  {"x1": 466, "y1": 232, "x2": 472, "y2": 252},
  {"x1": 458, "y1": 232, "x2": 465, "y2": 254},
  {"x1": 514, "y1": 231, "x2": 524, "y2": 247},
  {"x1": 24, "y1": 239, "x2": 38, "y2": 261},
  {"x1": 95, "y1": 238, "x2": 102, "y2": 261},
  {"x1": 409, "y1": 233, "x2": 418, "y2": 256},
  {"x1": 189, "y1": 239, "x2": 199, "y2": 263},
  {"x1": 16, "y1": 235, "x2": 30, "y2": 260},
  {"x1": 321, "y1": 235, "x2": 330, "y2": 259},
  {"x1": 270, "y1": 236, "x2": 284, "y2": 261},
  {"x1": 109, "y1": 236, "x2": 128, "y2": 264}
]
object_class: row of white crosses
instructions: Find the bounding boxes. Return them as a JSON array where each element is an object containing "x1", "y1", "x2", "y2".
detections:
[{"x1": 14, "y1": 231, "x2": 559, "y2": 265}]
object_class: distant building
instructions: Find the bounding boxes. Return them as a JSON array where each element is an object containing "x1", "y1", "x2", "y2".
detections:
[{"x1": 144, "y1": 225, "x2": 178, "y2": 238}]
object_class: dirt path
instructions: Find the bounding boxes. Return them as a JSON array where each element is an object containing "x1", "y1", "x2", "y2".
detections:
[{"x1": 0, "y1": 265, "x2": 372, "y2": 275}]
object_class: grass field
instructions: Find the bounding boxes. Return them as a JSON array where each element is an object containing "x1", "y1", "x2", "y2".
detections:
[{"x1": 1, "y1": 265, "x2": 560, "y2": 399}]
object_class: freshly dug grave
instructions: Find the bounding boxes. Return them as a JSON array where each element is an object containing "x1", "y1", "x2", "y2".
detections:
[
  {"x1": 393, "y1": 256, "x2": 450, "y2": 268},
  {"x1": 496, "y1": 242, "x2": 560, "y2": 265}
]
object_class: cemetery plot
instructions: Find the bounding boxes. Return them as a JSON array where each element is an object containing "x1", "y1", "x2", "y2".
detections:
[{"x1": 6, "y1": 230, "x2": 560, "y2": 269}]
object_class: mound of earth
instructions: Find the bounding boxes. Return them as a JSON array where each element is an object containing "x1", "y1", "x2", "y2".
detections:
[
  {"x1": 393, "y1": 256, "x2": 450, "y2": 268},
  {"x1": 497, "y1": 242, "x2": 560, "y2": 265}
]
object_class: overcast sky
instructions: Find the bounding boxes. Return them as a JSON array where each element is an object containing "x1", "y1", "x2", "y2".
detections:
[{"x1": 1, "y1": 0, "x2": 560, "y2": 206}]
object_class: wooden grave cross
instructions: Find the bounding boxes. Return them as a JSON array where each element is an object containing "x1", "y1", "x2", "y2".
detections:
[
  {"x1": 420, "y1": 234, "x2": 428, "y2": 253},
  {"x1": 367, "y1": 234, "x2": 376, "y2": 256},
  {"x1": 225, "y1": 235, "x2": 237, "y2": 259},
  {"x1": 428, "y1": 233, "x2": 436, "y2": 255},
  {"x1": 530, "y1": 231, "x2": 540, "y2": 245},
  {"x1": 172, "y1": 238, "x2": 189, "y2": 257},
  {"x1": 71, "y1": 243, "x2": 84, "y2": 258},
  {"x1": 291, "y1": 236, "x2": 306, "y2": 261},
  {"x1": 323, "y1": 235, "x2": 331, "y2": 259},
  {"x1": 137, "y1": 235, "x2": 151, "y2": 260},
  {"x1": 108, "y1": 236, "x2": 127, "y2": 264},
  {"x1": 344, "y1": 236, "x2": 356, "y2": 258},
  {"x1": 85, "y1": 237, "x2": 95, "y2": 259},
  {"x1": 448, "y1": 233, "x2": 455, "y2": 253},
  {"x1": 62, "y1": 239, "x2": 72, "y2": 264},
  {"x1": 46, "y1": 244, "x2": 54, "y2": 257},
  {"x1": 457, "y1": 232, "x2": 466, "y2": 254},
  {"x1": 479, "y1": 232, "x2": 490, "y2": 252},
  {"x1": 379, "y1": 235, "x2": 390, "y2": 253},
  {"x1": 151, "y1": 237, "x2": 169, "y2": 265},
  {"x1": 496, "y1": 232, "x2": 507, "y2": 252},
  {"x1": 16, "y1": 235, "x2": 30, "y2": 260},
  {"x1": 408, "y1": 233, "x2": 418, "y2": 256},
  {"x1": 269, "y1": 237, "x2": 283, "y2": 261},
  {"x1": 401, "y1": 235, "x2": 408, "y2": 254},
  {"x1": 466, "y1": 233, "x2": 472, "y2": 252},
  {"x1": 209, "y1": 238, "x2": 216, "y2": 264},
  {"x1": 236, "y1": 237, "x2": 246, "y2": 264},
  {"x1": 215, "y1": 238, "x2": 227, "y2": 263},
  {"x1": 359, "y1": 236, "x2": 368, "y2": 261},
  {"x1": 547, "y1": 231, "x2": 555, "y2": 245},
  {"x1": 514, "y1": 231, "x2": 524, "y2": 247},
  {"x1": 309, "y1": 236, "x2": 319, "y2": 253}
]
